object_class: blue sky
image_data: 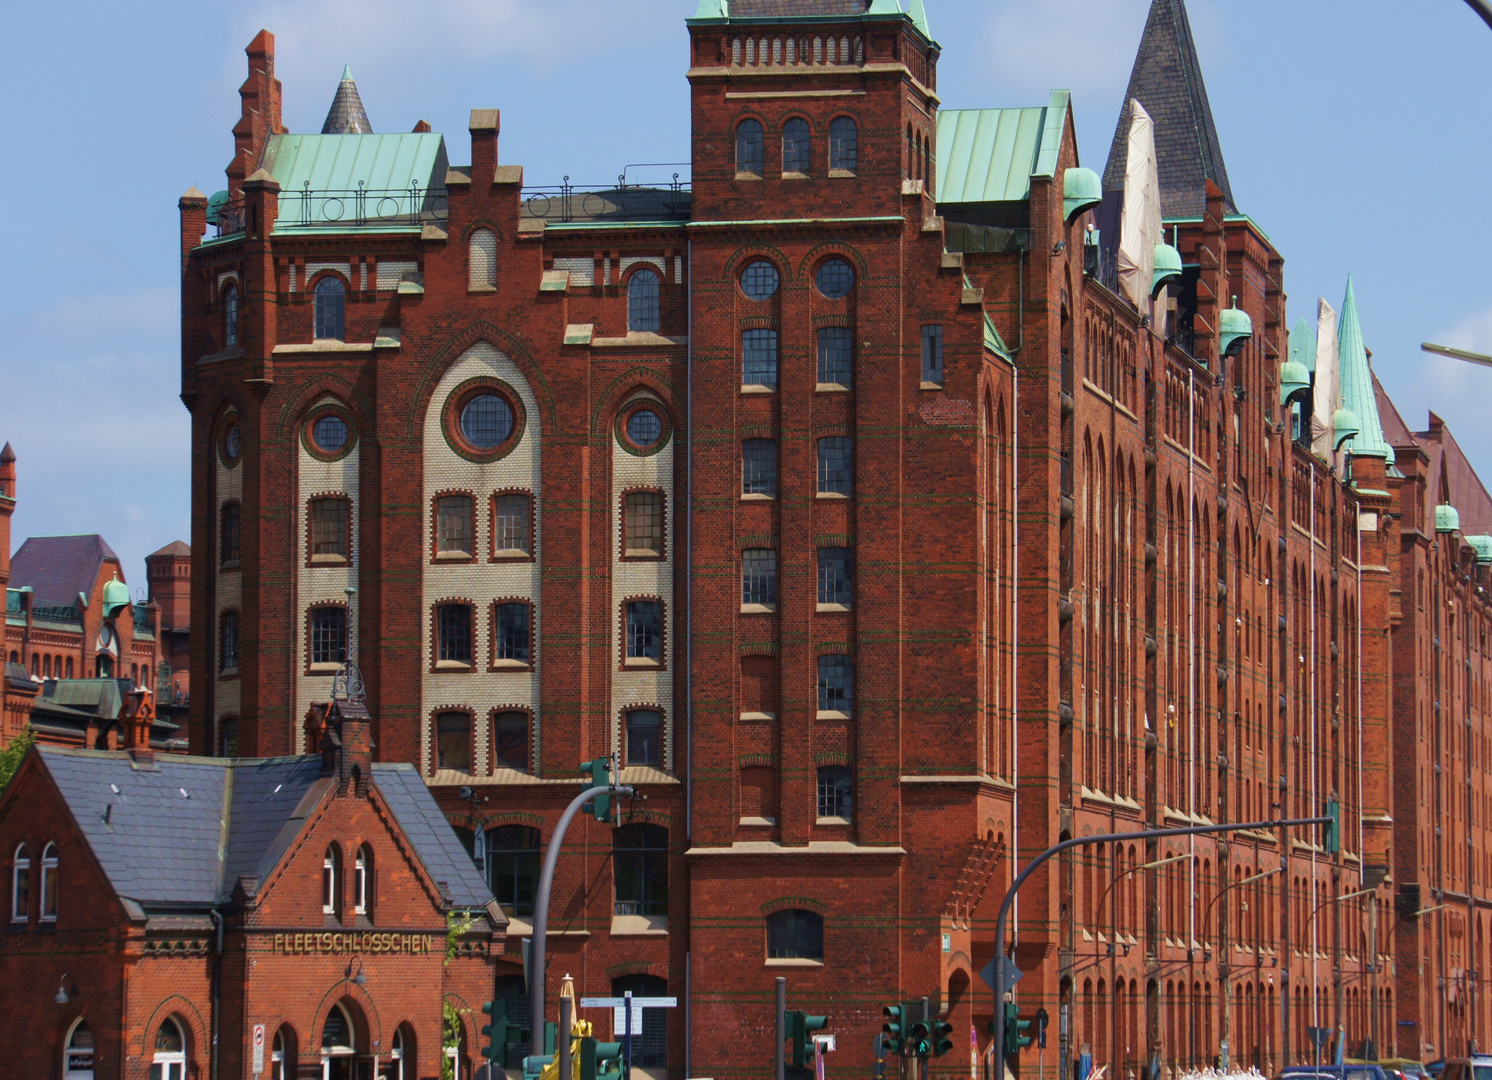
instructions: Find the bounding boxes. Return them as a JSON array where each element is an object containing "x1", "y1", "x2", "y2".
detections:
[{"x1": 2, "y1": 0, "x2": 1490, "y2": 591}]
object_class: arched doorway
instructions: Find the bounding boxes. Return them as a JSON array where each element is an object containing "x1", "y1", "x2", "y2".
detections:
[
  {"x1": 151, "y1": 1017, "x2": 187, "y2": 1080},
  {"x1": 321, "y1": 1002, "x2": 358, "y2": 1080},
  {"x1": 63, "y1": 1018, "x2": 95, "y2": 1080}
]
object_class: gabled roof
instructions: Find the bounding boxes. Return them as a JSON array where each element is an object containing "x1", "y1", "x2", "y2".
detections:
[
  {"x1": 1102, "y1": 0, "x2": 1234, "y2": 219},
  {"x1": 322, "y1": 66, "x2": 373, "y2": 135},
  {"x1": 9, "y1": 534, "x2": 121, "y2": 608},
  {"x1": 936, "y1": 91, "x2": 1071, "y2": 205},
  {"x1": 28, "y1": 747, "x2": 493, "y2": 914}
]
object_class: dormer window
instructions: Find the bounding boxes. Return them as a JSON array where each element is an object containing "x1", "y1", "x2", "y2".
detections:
[
  {"x1": 736, "y1": 119, "x2": 764, "y2": 178},
  {"x1": 829, "y1": 117, "x2": 858, "y2": 175}
]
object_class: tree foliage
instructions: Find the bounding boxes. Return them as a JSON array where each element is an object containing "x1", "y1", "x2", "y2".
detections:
[{"x1": 0, "y1": 728, "x2": 35, "y2": 797}]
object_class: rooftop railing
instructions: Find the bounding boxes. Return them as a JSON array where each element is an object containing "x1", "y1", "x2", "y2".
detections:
[
  {"x1": 279, "y1": 181, "x2": 448, "y2": 230},
  {"x1": 522, "y1": 164, "x2": 691, "y2": 224}
]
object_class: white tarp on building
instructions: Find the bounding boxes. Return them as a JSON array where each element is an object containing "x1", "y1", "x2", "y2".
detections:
[
  {"x1": 1310, "y1": 298, "x2": 1340, "y2": 463},
  {"x1": 1118, "y1": 99, "x2": 1162, "y2": 310}
]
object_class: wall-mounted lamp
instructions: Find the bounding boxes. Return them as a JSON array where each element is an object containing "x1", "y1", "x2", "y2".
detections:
[
  {"x1": 55, "y1": 974, "x2": 77, "y2": 1005},
  {"x1": 346, "y1": 957, "x2": 367, "y2": 987}
]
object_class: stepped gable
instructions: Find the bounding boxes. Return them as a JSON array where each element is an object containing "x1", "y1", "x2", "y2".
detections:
[
  {"x1": 321, "y1": 65, "x2": 373, "y2": 135},
  {"x1": 1102, "y1": 0, "x2": 1235, "y2": 219}
]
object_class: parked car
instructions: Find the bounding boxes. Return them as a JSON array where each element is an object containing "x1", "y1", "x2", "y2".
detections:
[
  {"x1": 1279, "y1": 1064, "x2": 1389, "y2": 1080},
  {"x1": 1439, "y1": 1058, "x2": 1492, "y2": 1080},
  {"x1": 1346, "y1": 1056, "x2": 1431, "y2": 1080}
]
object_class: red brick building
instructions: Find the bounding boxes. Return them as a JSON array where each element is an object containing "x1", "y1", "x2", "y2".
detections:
[
  {"x1": 173, "y1": 1, "x2": 1492, "y2": 1076},
  {"x1": 0, "y1": 695, "x2": 501, "y2": 1080}
]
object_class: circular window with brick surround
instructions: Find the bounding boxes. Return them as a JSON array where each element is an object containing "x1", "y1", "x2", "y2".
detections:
[
  {"x1": 816, "y1": 258, "x2": 856, "y2": 298},
  {"x1": 617, "y1": 401, "x2": 672, "y2": 457},
  {"x1": 302, "y1": 404, "x2": 357, "y2": 462},
  {"x1": 740, "y1": 260, "x2": 780, "y2": 301},
  {"x1": 220, "y1": 420, "x2": 242, "y2": 469},
  {"x1": 442, "y1": 378, "x2": 526, "y2": 463}
]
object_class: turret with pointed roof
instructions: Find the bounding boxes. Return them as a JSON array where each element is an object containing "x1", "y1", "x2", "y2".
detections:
[
  {"x1": 1337, "y1": 276, "x2": 1394, "y2": 464},
  {"x1": 321, "y1": 65, "x2": 373, "y2": 135},
  {"x1": 1103, "y1": 0, "x2": 1234, "y2": 219}
]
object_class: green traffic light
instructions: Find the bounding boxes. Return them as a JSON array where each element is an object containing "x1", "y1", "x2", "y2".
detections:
[
  {"x1": 931, "y1": 1018, "x2": 954, "y2": 1057},
  {"x1": 1003, "y1": 1002, "x2": 1034, "y2": 1056},
  {"x1": 1325, "y1": 797, "x2": 1341, "y2": 855},
  {"x1": 787, "y1": 1012, "x2": 829, "y2": 1067},
  {"x1": 580, "y1": 758, "x2": 613, "y2": 822},
  {"x1": 881, "y1": 1004, "x2": 906, "y2": 1057}
]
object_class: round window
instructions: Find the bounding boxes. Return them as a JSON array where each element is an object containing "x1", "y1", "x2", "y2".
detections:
[
  {"x1": 816, "y1": 258, "x2": 855, "y2": 298},
  {"x1": 224, "y1": 424, "x2": 241, "y2": 461},
  {"x1": 626, "y1": 409, "x2": 664, "y2": 449},
  {"x1": 460, "y1": 393, "x2": 515, "y2": 450},
  {"x1": 740, "y1": 260, "x2": 780, "y2": 300},
  {"x1": 312, "y1": 414, "x2": 349, "y2": 454}
]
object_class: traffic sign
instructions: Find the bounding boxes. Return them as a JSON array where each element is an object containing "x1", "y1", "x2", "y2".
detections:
[
  {"x1": 252, "y1": 1024, "x2": 265, "y2": 1076},
  {"x1": 978, "y1": 956, "x2": 1023, "y2": 990}
]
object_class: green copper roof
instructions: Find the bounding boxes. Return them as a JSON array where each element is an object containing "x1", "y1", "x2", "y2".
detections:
[
  {"x1": 259, "y1": 133, "x2": 448, "y2": 227},
  {"x1": 908, "y1": 0, "x2": 930, "y2": 37},
  {"x1": 937, "y1": 92, "x2": 1070, "y2": 205},
  {"x1": 1290, "y1": 315, "x2": 1316, "y2": 373},
  {"x1": 1336, "y1": 276, "x2": 1393, "y2": 462}
]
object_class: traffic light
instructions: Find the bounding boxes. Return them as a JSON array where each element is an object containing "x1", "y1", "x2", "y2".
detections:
[
  {"x1": 1324, "y1": 797, "x2": 1341, "y2": 855},
  {"x1": 481, "y1": 999, "x2": 528, "y2": 1064},
  {"x1": 930, "y1": 1018, "x2": 954, "y2": 1057},
  {"x1": 580, "y1": 1037, "x2": 624, "y2": 1080},
  {"x1": 908, "y1": 1015, "x2": 931, "y2": 1058},
  {"x1": 786, "y1": 1011, "x2": 829, "y2": 1067},
  {"x1": 1003, "y1": 1002, "x2": 1034, "y2": 1057},
  {"x1": 881, "y1": 1004, "x2": 906, "y2": 1057},
  {"x1": 580, "y1": 757, "x2": 613, "y2": 822}
]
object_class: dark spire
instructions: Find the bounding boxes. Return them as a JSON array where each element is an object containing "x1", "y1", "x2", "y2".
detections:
[
  {"x1": 1102, "y1": 0, "x2": 1234, "y2": 219},
  {"x1": 321, "y1": 65, "x2": 373, "y2": 135}
]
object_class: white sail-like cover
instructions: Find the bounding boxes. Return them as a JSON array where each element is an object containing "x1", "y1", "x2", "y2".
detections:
[
  {"x1": 1310, "y1": 298, "x2": 1340, "y2": 463},
  {"x1": 1118, "y1": 99, "x2": 1162, "y2": 310}
]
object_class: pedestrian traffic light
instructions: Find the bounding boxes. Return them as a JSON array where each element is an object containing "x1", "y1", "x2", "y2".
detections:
[
  {"x1": 930, "y1": 1017, "x2": 954, "y2": 1056},
  {"x1": 481, "y1": 999, "x2": 528, "y2": 1064},
  {"x1": 908, "y1": 1015, "x2": 931, "y2": 1058},
  {"x1": 786, "y1": 1011, "x2": 829, "y2": 1067},
  {"x1": 881, "y1": 1004, "x2": 906, "y2": 1057},
  {"x1": 580, "y1": 1037, "x2": 624, "y2": 1080},
  {"x1": 1003, "y1": 1002, "x2": 1034, "y2": 1056},
  {"x1": 580, "y1": 757, "x2": 613, "y2": 822},
  {"x1": 1324, "y1": 797, "x2": 1341, "y2": 855}
]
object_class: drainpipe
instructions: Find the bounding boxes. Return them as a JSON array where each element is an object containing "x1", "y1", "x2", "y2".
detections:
[
  {"x1": 210, "y1": 907, "x2": 224, "y2": 1080},
  {"x1": 685, "y1": 236, "x2": 694, "y2": 1079}
]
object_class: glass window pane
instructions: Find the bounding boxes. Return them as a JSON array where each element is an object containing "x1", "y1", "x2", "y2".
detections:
[
  {"x1": 742, "y1": 549, "x2": 778, "y2": 607},
  {"x1": 220, "y1": 612, "x2": 239, "y2": 671},
  {"x1": 313, "y1": 415, "x2": 348, "y2": 454},
  {"x1": 767, "y1": 909, "x2": 824, "y2": 960},
  {"x1": 314, "y1": 277, "x2": 346, "y2": 340},
  {"x1": 493, "y1": 494, "x2": 531, "y2": 553},
  {"x1": 626, "y1": 709, "x2": 662, "y2": 767},
  {"x1": 829, "y1": 117, "x2": 858, "y2": 173},
  {"x1": 740, "y1": 260, "x2": 779, "y2": 300},
  {"x1": 626, "y1": 409, "x2": 663, "y2": 448},
  {"x1": 742, "y1": 440, "x2": 777, "y2": 496},
  {"x1": 782, "y1": 118, "x2": 811, "y2": 173},
  {"x1": 493, "y1": 713, "x2": 529, "y2": 772},
  {"x1": 221, "y1": 504, "x2": 241, "y2": 564},
  {"x1": 815, "y1": 258, "x2": 855, "y2": 298},
  {"x1": 628, "y1": 269, "x2": 660, "y2": 333},
  {"x1": 438, "y1": 605, "x2": 473, "y2": 664},
  {"x1": 816, "y1": 327, "x2": 853, "y2": 387},
  {"x1": 311, "y1": 499, "x2": 348, "y2": 557},
  {"x1": 437, "y1": 712, "x2": 471, "y2": 773},
  {"x1": 626, "y1": 602, "x2": 663, "y2": 660},
  {"x1": 922, "y1": 324, "x2": 945, "y2": 385},
  {"x1": 818, "y1": 655, "x2": 853, "y2": 714},
  {"x1": 817, "y1": 437, "x2": 853, "y2": 495},
  {"x1": 817, "y1": 547, "x2": 853, "y2": 606},
  {"x1": 310, "y1": 607, "x2": 348, "y2": 665},
  {"x1": 495, "y1": 603, "x2": 531, "y2": 663},
  {"x1": 624, "y1": 492, "x2": 664, "y2": 555},
  {"x1": 816, "y1": 765, "x2": 854, "y2": 820},
  {"x1": 742, "y1": 329, "x2": 778, "y2": 387},
  {"x1": 460, "y1": 394, "x2": 514, "y2": 450},
  {"x1": 488, "y1": 828, "x2": 541, "y2": 916},
  {"x1": 613, "y1": 825, "x2": 668, "y2": 915},
  {"x1": 736, "y1": 119, "x2": 764, "y2": 175},
  {"x1": 437, "y1": 496, "x2": 474, "y2": 554}
]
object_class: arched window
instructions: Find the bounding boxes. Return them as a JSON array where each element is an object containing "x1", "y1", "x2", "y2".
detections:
[
  {"x1": 611, "y1": 974, "x2": 669, "y2": 1068},
  {"x1": 613, "y1": 824, "x2": 668, "y2": 916},
  {"x1": 322, "y1": 1004, "x2": 355, "y2": 1067},
  {"x1": 386, "y1": 1025, "x2": 414, "y2": 1080},
  {"x1": 322, "y1": 845, "x2": 340, "y2": 916},
  {"x1": 782, "y1": 118, "x2": 811, "y2": 174},
  {"x1": 313, "y1": 276, "x2": 346, "y2": 340},
  {"x1": 436, "y1": 711, "x2": 473, "y2": 773},
  {"x1": 766, "y1": 908, "x2": 824, "y2": 961},
  {"x1": 223, "y1": 283, "x2": 239, "y2": 346},
  {"x1": 626, "y1": 709, "x2": 662, "y2": 767},
  {"x1": 355, "y1": 845, "x2": 371, "y2": 917},
  {"x1": 152, "y1": 1017, "x2": 186, "y2": 1080},
  {"x1": 66, "y1": 657, "x2": 74, "y2": 679},
  {"x1": 627, "y1": 268, "x2": 660, "y2": 333},
  {"x1": 39, "y1": 841, "x2": 57, "y2": 922},
  {"x1": 219, "y1": 611, "x2": 240, "y2": 673},
  {"x1": 469, "y1": 228, "x2": 497, "y2": 291},
  {"x1": 11, "y1": 843, "x2": 29, "y2": 923},
  {"x1": 736, "y1": 119, "x2": 764, "y2": 177},
  {"x1": 270, "y1": 1025, "x2": 296, "y2": 1080},
  {"x1": 829, "y1": 117, "x2": 858, "y2": 174},
  {"x1": 63, "y1": 1018, "x2": 94, "y2": 1080},
  {"x1": 44, "y1": 655, "x2": 52, "y2": 679}
]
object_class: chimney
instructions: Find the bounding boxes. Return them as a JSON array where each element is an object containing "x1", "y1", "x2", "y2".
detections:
[
  {"x1": 180, "y1": 187, "x2": 208, "y2": 260},
  {"x1": 0, "y1": 442, "x2": 14, "y2": 591},
  {"x1": 311, "y1": 700, "x2": 375, "y2": 795},
  {"x1": 470, "y1": 110, "x2": 500, "y2": 186},
  {"x1": 122, "y1": 688, "x2": 155, "y2": 764},
  {"x1": 227, "y1": 30, "x2": 286, "y2": 197}
]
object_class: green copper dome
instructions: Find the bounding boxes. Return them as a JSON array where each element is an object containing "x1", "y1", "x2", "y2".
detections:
[
  {"x1": 1219, "y1": 301, "x2": 1252, "y2": 359},
  {"x1": 1152, "y1": 243, "x2": 1183, "y2": 298},
  {"x1": 1437, "y1": 504, "x2": 1461, "y2": 534},
  {"x1": 102, "y1": 575, "x2": 131, "y2": 619},
  {"x1": 1280, "y1": 359, "x2": 1310, "y2": 406}
]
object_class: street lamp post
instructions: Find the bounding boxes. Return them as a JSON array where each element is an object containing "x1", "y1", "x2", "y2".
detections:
[{"x1": 1463, "y1": 0, "x2": 1492, "y2": 31}]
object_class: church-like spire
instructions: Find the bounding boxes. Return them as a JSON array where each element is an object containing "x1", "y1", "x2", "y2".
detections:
[
  {"x1": 1337, "y1": 277, "x2": 1393, "y2": 464},
  {"x1": 1102, "y1": 0, "x2": 1234, "y2": 219},
  {"x1": 321, "y1": 65, "x2": 373, "y2": 135}
]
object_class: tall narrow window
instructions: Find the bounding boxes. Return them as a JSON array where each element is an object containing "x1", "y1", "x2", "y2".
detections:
[
  {"x1": 767, "y1": 908, "x2": 824, "y2": 960},
  {"x1": 313, "y1": 276, "x2": 346, "y2": 340},
  {"x1": 10, "y1": 844, "x2": 29, "y2": 922},
  {"x1": 220, "y1": 503, "x2": 241, "y2": 566},
  {"x1": 624, "y1": 492, "x2": 665, "y2": 556},
  {"x1": 223, "y1": 283, "x2": 239, "y2": 346},
  {"x1": 150, "y1": 1018, "x2": 185, "y2": 1080},
  {"x1": 437, "y1": 604, "x2": 474, "y2": 666},
  {"x1": 494, "y1": 602, "x2": 531, "y2": 664},
  {"x1": 817, "y1": 327, "x2": 854, "y2": 387},
  {"x1": 469, "y1": 228, "x2": 497, "y2": 291},
  {"x1": 626, "y1": 601, "x2": 663, "y2": 662},
  {"x1": 736, "y1": 119, "x2": 764, "y2": 176},
  {"x1": 816, "y1": 766, "x2": 853, "y2": 821},
  {"x1": 783, "y1": 118, "x2": 811, "y2": 173},
  {"x1": 613, "y1": 824, "x2": 668, "y2": 915},
  {"x1": 817, "y1": 654, "x2": 853, "y2": 715},
  {"x1": 354, "y1": 846, "x2": 371, "y2": 916},
  {"x1": 817, "y1": 437, "x2": 853, "y2": 496},
  {"x1": 493, "y1": 712, "x2": 530, "y2": 773},
  {"x1": 309, "y1": 607, "x2": 348, "y2": 667},
  {"x1": 829, "y1": 117, "x2": 858, "y2": 173},
  {"x1": 220, "y1": 611, "x2": 240, "y2": 673},
  {"x1": 742, "y1": 440, "x2": 778, "y2": 497},
  {"x1": 626, "y1": 709, "x2": 663, "y2": 767},
  {"x1": 492, "y1": 493, "x2": 532, "y2": 556},
  {"x1": 322, "y1": 845, "x2": 340, "y2": 916},
  {"x1": 921, "y1": 325, "x2": 945, "y2": 386},
  {"x1": 436, "y1": 712, "x2": 472, "y2": 773},
  {"x1": 437, "y1": 495, "x2": 475, "y2": 556},
  {"x1": 310, "y1": 497, "x2": 349, "y2": 559},
  {"x1": 743, "y1": 329, "x2": 779, "y2": 388},
  {"x1": 486, "y1": 827, "x2": 541, "y2": 916},
  {"x1": 817, "y1": 548, "x2": 853, "y2": 607},
  {"x1": 742, "y1": 549, "x2": 778, "y2": 608},
  {"x1": 628, "y1": 269, "x2": 661, "y2": 333}
]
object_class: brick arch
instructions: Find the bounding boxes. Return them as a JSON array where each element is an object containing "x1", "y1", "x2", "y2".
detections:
[
  {"x1": 616, "y1": 807, "x2": 672, "y2": 828},
  {"x1": 760, "y1": 896, "x2": 827, "y2": 917},
  {"x1": 273, "y1": 374, "x2": 375, "y2": 442},
  {"x1": 590, "y1": 367, "x2": 685, "y2": 437},
  {"x1": 140, "y1": 994, "x2": 209, "y2": 1060},
  {"x1": 796, "y1": 239, "x2": 869, "y2": 280},
  {"x1": 721, "y1": 243, "x2": 795, "y2": 282},
  {"x1": 606, "y1": 960, "x2": 668, "y2": 980},
  {"x1": 459, "y1": 219, "x2": 505, "y2": 244},
  {"x1": 308, "y1": 986, "x2": 383, "y2": 1055},
  {"x1": 407, "y1": 322, "x2": 558, "y2": 439}
]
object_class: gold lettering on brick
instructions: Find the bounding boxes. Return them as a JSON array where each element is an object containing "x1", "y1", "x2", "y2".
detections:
[{"x1": 273, "y1": 932, "x2": 433, "y2": 955}]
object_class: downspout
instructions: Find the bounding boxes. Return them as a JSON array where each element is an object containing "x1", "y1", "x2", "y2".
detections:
[
  {"x1": 210, "y1": 907, "x2": 224, "y2": 1080},
  {"x1": 685, "y1": 237, "x2": 694, "y2": 1079},
  {"x1": 1187, "y1": 367, "x2": 1197, "y2": 954},
  {"x1": 1011, "y1": 242, "x2": 1025, "y2": 946},
  {"x1": 1311, "y1": 475, "x2": 1319, "y2": 1033}
]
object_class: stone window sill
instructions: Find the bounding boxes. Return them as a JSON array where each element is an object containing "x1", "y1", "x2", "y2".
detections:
[
  {"x1": 309, "y1": 663, "x2": 342, "y2": 675},
  {"x1": 816, "y1": 816, "x2": 852, "y2": 826},
  {"x1": 816, "y1": 492, "x2": 851, "y2": 500},
  {"x1": 624, "y1": 658, "x2": 662, "y2": 669},
  {"x1": 735, "y1": 172, "x2": 763, "y2": 181},
  {"x1": 765, "y1": 957, "x2": 824, "y2": 968},
  {"x1": 624, "y1": 548, "x2": 665, "y2": 559},
  {"x1": 817, "y1": 710, "x2": 851, "y2": 721},
  {"x1": 741, "y1": 385, "x2": 776, "y2": 395},
  {"x1": 816, "y1": 603, "x2": 851, "y2": 613},
  {"x1": 491, "y1": 659, "x2": 531, "y2": 671},
  {"x1": 310, "y1": 554, "x2": 348, "y2": 566},
  {"x1": 434, "y1": 550, "x2": 473, "y2": 562},
  {"x1": 816, "y1": 382, "x2": 851, "y2": 393},
  {"x1": 434, "y1": 661, "x2": 474, "y2": 672},
  {"x1": 611, "y1": 914, "x2": 669, "y2": 937},
  {"x1": 740, "y1": 816, "x2": 777, "y2": 827},
  {"x1": 741, "y1": 603, "x2": 777, "y2": 615},
  {"x1": 219, "y1": 667, "x2": 240, "y2": 679},
  {"x1": 220, "y1": 560, "x2": 241, "y2": 571},
  {"x1": 828, "y1": 169, "x2": 856, "y2": 179},
  {"x1": 781, "y1": 171, "x2": 808, "y2": 181},
  {"x1": 468, "y1": 285, "x2": 497, "y2": 294},
  {"x1": 921, "y1": 381, "x2": 945, "y2": 391},
  {"x1": 740, "y1": 711, "x2": 775, "y2": 721},
  {"x1": 741, "y1": 493, "x2": 775, "y2": 502},
  {"x1": 490, "y1": 549, "x2": 532, "y2": 561}
]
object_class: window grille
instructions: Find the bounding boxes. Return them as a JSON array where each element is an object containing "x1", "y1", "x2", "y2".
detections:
[
  {"x1": 494, "y1": 603, "x2": 531, "y2": 663},
  {"x1": 493, "y1": 493, "x2": 531, "y2": 554},
  {"x1": 742, "y1": 329, "x2": 779, "y2": 388},
  {"x1": 224, "y1": 284, "x2": 239, "y2": 346},
  {"x1": 817, "y1": 327, "x2": 854, "y2": 386},
  {"x1": 310, "y1": 498, "x2": 349, "y2": 557},
  {"x1": 818, "y1": 654, "x2": 853, "y2": 714},
  {"x1": 437, "y1": 495, "x2": 475, "y2": 555},
  {"x1": 816, "y1": 258, "x2": 855, "y2": 298},
  {"x1": 742, "y1": 549, "x2": 778, "y2": 607},
  {"x1": 628, "y1": 269, "x2": 660, "y2": 333},
  {"x1": 818, "y1": 548, "x2": 853, "y2": 606},
  {"x1": 313, "y1": 414, "x2": 348, "y2": 453},
  {"x1": 783, "y1": 118, "x2": 811, "y2": 173},
  {"x1": 742, "y1": 439, "x2": 778, "y2": 496},
  {"x1": 220, "y1": 503, "x2": 241, "y2": 565},
  {"x1": 310, "y1": 606, "x2": 348, "y2": 666},
  {"x1": 626, "y1": 601, "x2": 663, "y2": 660},
  {"x1": 817, "y1": 437, "x2": 853, "y2": 495},
  {"x1": 460, "y1": 394, "x2": 514, "y2": 449},
  {"x1": 313, "y1": 277, "x2": 346, "y2": 340},
  {"x1": 741, "y1": 260, "x2": 780, "y2": 299},
  {"x1": 611, "y1": 975, "x2": 670, "y2": 1067},
  {"x1": 437, "y1": 604, "x2": 473, "y2": 665},
  {"x1": 829, "y1": 117, "x2": 859, "y2": 173},
  {"x1": 817, "y1": 765, "x2": 854, "y2": 820}
]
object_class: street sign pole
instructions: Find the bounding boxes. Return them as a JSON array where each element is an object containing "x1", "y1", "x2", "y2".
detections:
[
  {"x1": 624, "y1": 991, "x2": 633, "y2": 1080},
  {"x1": 776, "y1": 976, "x2": 787, "y2": 1080}
]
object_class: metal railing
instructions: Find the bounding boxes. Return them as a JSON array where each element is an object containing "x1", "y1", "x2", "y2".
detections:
[
  {"x1": 280, "y1": 181, "x2": 448, "y2": 230},
  {"x1": 214, "y1": 199, "x2": 246, "y2": 238},
  {"x1": 522, "y1": 171, "x2": 691, "y2": 224},
  {"x1": 32, "y1": 602, "x2": 78, "y2": 622}
]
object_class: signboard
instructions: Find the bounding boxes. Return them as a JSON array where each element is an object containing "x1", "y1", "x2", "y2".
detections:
[
  {"x1": 272, "y1": 932, "x2": 434, "y2": 955},
  {"x1": 252, "y1": 1024, "x2": 265, "y2": 1076},
  {"x1": 970, "y1": 1024, "x2": 979, "y2": 1079}
]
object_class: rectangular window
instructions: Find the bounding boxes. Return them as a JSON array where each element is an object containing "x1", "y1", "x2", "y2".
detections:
[
  {"x1": 492, "y1": 493, "x2": 532, "y2": 555},
  {"x1": 626, "y1": 709, "x2": 663, "y2": 767},
  {"x1": 817, "y1": 654, "x2": 853, "y2": 715},
  {"x1": 624, "y1": 492, "x2": 665, "y2": 557},
  {"x1": 817, "y1": 547, "x2": 854, "y2": 607},
  {"x1": 742, "y1": 549, "x2": 778, "y2": 608},
  {"x1": 220, "y1": 612, "x2": 240, "y2": 673},
  {"x1": 220, "y1": 503, "x2": 241, "y2": 566},
  {"x1": 437, "y1": 604, "x2": 473, "y2": 666},
  {"x1": 311, "y1": 498, "x2": 349, "y2": 558},
  {"x1": 436, "y1": 712, "x2": 472, "y2": 773},
  {"x1": 817, "y1": 326, "x2": 854, "y2": 387},
  {"x1": 493, "y1": 712, "x2": 530, "y2": 772},
  {"x1": 310, "y1": 607, "x2": 349, "y2": 666},
  {"x1": 742, "y1": 329, "x2": 779, "y2": 388},
  {"x1": 922, "y1": 324, "x2": 944, "y2": 386},
  {"x1": 354, "y1": 851, "x2": 368, "y2": 915},
  {"x1": 437, "y1": 495, "x2": 474, "y2": 556},
  {"x1": 626, "y1": 601, "x2": 663, "y2": 661},
  {"x1": 816, "y1": 765, "x2": 854, "y2": 821},
  {"x1": 817, "y1": 437, "x2": 853, "y2": 496},
  {"x1": 742, "y1": 439, "x2": 778, "y2": 497},
  {"x1": 494, "y1": 603, "x2": 531, "y2": 664}
]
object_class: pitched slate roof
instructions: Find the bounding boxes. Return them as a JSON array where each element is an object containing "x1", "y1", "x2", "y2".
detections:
[
  {"x1": 148, "y1": 540, "x2": 191, "y2": 559},
  {"x1": 1102, "y1": 0, "x2": 1235, "y2": 220},
  {"x1": 9, "y1": 534, "x2": 121, "y2": 608},
  {"x1": 322, "y1": 66, "x2": 373, "y2": 135},
  {"x1": 30, "y1": 747, "x2": 493, "y2": 914}
]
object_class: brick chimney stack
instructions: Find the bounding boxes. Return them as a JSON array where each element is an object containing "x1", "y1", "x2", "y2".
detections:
[
  {"x1": 311, "y1": 699, "x2": 376, "y2": 795},
  {"x1": 0, "y1": 442, "x2": 14, "y2": 592},
  {"x1": 227, "y1": 30, "x2": 287, "y2": 197},
  {"x1": 122, "y1": 689, "x2": 155, "y2": 763}
]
